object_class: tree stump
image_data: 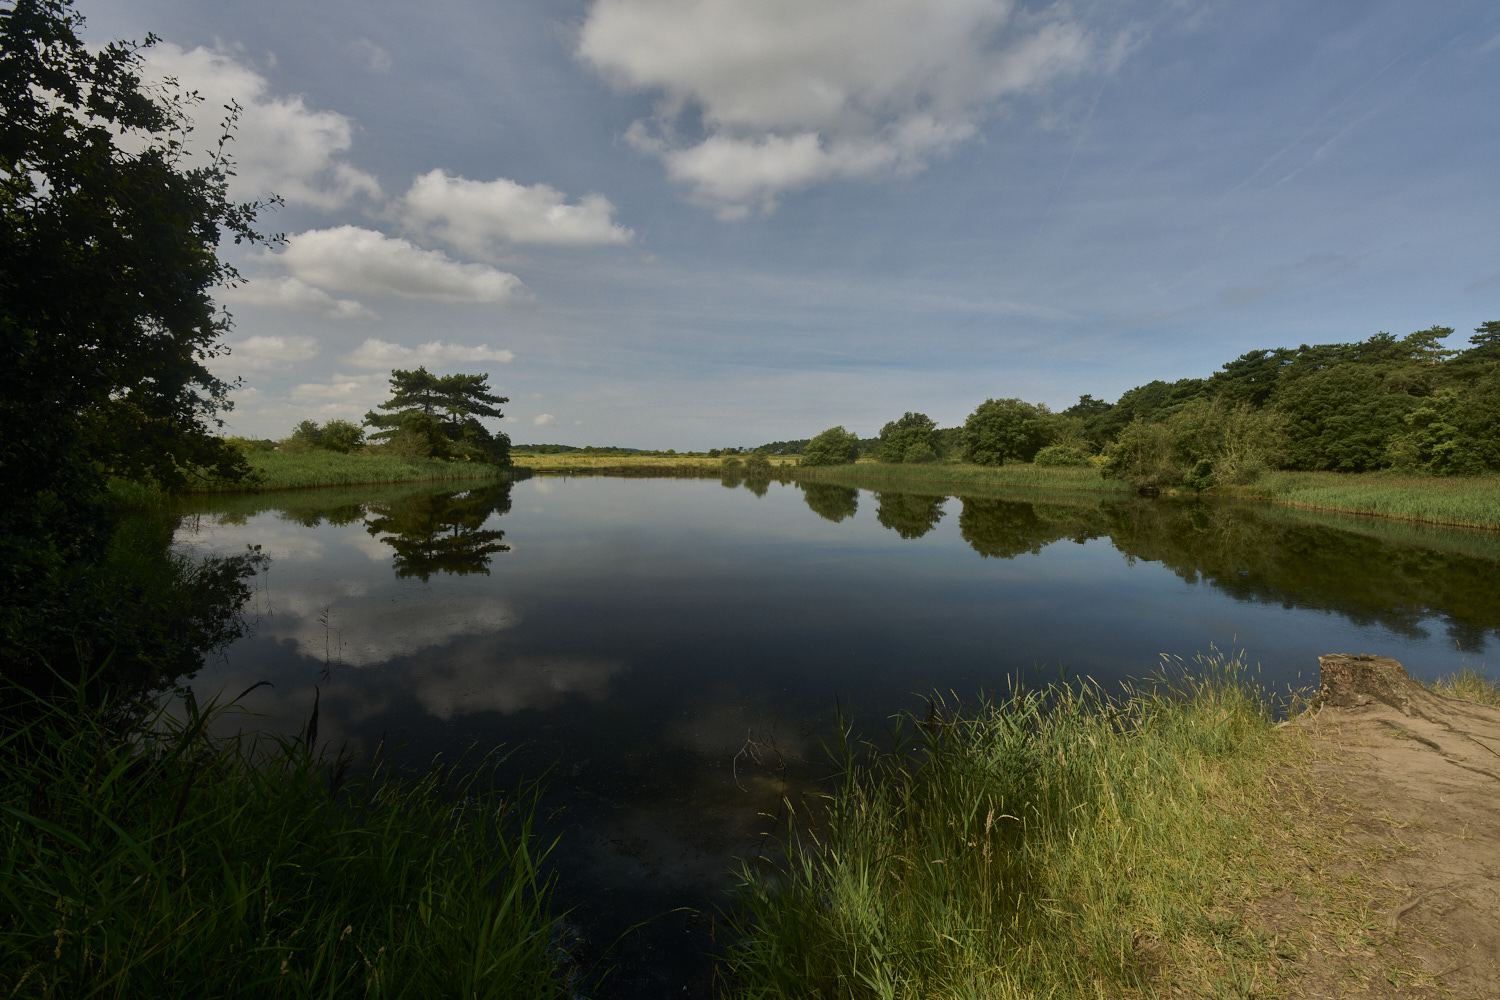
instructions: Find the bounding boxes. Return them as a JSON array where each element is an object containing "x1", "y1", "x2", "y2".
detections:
[{"x1": 1314, "y1": 653, "x2": 1465, "y2": 722}]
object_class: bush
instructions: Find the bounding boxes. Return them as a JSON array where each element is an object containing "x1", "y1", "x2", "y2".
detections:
[
  {"x1": 1033, "y1": 445, "x2": 1093, "y2": 467},
  {"x1": 878, "y1": 413, "x2": 937, "y2": 463},
  {"x1": 800, "y1": 426, "x2": 861, "y2": 467},
  {"x1": 962, "y1": 398, "x2": 1049, "y2": 466}
]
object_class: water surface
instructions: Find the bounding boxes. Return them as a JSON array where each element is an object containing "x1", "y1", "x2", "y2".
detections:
[{"x1": 172, "y1": 475, "x2": 1500, "y2": 995}]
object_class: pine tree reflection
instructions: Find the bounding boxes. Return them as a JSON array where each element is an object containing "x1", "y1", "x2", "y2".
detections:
[{"x1": 364, "y1": 483, "x2": 514, "y2": 581}]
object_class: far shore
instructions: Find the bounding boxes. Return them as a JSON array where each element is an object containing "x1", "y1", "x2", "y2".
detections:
[{"x1": 120, "y1": 448, "x2": 1500, "y2": 532}]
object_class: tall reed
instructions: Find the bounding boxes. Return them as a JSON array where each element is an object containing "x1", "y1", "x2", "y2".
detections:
[
  {"x1": 722, "y1": 653, "x2": 1286, "y2": 998},
  {"x1": 0, "y1": 677, "x2": 568, "y2": 998}
]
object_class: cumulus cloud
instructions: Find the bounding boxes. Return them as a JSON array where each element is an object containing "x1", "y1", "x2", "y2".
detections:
[
  {"x1": 220, "y1": 275, "x2": 376, "y2": 319},
  {"x1": 279, "y1": 226, "x2": 530, "y2": 303},
  {"x1": 221, "y1": 334, "x2": 321, "y2": 372},
  {"x1": 577, "y1": 0, "x2": 1092, "y2": 217},
  {"x1": 285, "y1": 373, "x2": 388, "y2": 418},
  {"x1": 345, "y1": 338, "x2": 516, "y2": 369},
  {"x1": 138, "y1": 43, "x2": 382, "y2": 208},
  {"x1": 399, "y1": 170, "x2": 634, "y2": 254},
  {"x1": 533, "y1": 413, "x2": 555, "y2": 426}
]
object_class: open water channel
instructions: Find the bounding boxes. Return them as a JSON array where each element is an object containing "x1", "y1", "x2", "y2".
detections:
[{"x1": 171, "y1": 473, "x2": 1500, "y2": 996}]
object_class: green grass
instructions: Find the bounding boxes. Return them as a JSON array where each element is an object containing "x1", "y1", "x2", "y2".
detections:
[
  {"x1": 199, "y1": 449, "x2": 513, "y2": 492},
  {"x1": 0, "y1": 679, "x2": 568, "y2": 998},
  {"x1": 1426, "y1": 665, "x2": 1500, "y2": 706},
  {"x1": 794, "y1": 461, "x2": 1130, "y2": 494},
  {"x1": 722, "y1": 652, "x2": 1297, "y2": 999},
  {"x1": 1227, "y1": 469, "x2": 1500, "y2": 529}
]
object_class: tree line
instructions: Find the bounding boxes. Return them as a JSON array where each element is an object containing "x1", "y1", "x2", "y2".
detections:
[
  {"x1": 238, "y1": 366, "x2": 513, "y2": 464},
  {"x1": 796, "y1": 323, "x2": 1500, "y2": 489}
]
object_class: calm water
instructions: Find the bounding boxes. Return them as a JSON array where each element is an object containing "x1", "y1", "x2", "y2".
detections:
[{"x1": 172, "y1": 474, "x2": 1500, "y2": 996}]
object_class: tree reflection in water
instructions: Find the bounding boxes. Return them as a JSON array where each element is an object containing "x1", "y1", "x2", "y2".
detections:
[
  {"x1": 364, "y1": 483, "x2": 515, "y2": 581},
  {"x1": 799, "y1": 482, "x2": 858, "y2": 523},
  {"x1": 875, "y1": 491, "x2": 946, "y2": 539}
]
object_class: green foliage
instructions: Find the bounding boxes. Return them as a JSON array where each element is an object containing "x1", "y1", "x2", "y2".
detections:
[
  {"x1": 1102, "y1": 418, "x2": 1178, "y2": 489},
  {"x1": 723, "y1": 653, "x2": 1283, "y2": 999},
  {"x1": 799, "y1": 426, "x2": 861, "y2": 467},
  {"x1": 1033, "y1": 445, "x2": 1093, "y2": 467},
  {"x1": 364, "y1": 367, "x2": 511, "y2": 464},
  {"x1": 962, "y1": 398, "x2": 1049, "y2": 466},
  {"x1": 878, "y1": 412, "x2": 938, "y2": 463},
  {"x1": 0, "y1": 681, "x2": 566, "y2": 998},
  {"x1": 1275, "y1": 365, "x2": 1420, "y2": 472},
  {"x1": 0, "y1": 0, "x2": 273, "y2": 686},
  {"x1": 742, "y1": 452, "x2": 774, "y2": 476},
  {"x1": 290, "y1": 419, "x2": 365, "y2": 454}
]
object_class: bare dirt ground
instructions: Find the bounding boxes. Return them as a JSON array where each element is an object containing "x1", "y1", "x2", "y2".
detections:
[{"x1": 1260, "y1": 656, "x2": 1500, "y2": 999}]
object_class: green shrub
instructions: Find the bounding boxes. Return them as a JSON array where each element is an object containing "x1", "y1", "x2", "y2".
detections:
[
  {"x1": 800, "y1": 426, "x2": 861, "y2": 467},
  {"x1": 1033, "y1": 444, "x2": 1093, "y2": 467}
]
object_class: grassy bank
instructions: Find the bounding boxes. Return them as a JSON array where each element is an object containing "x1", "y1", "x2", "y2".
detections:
[
  {"x1": 0, "y1": 684, "x2": 568, "y2": 998},
  {"x1": 794, "y1": 460, "x2": 1128, "y2": 493},
  {"x1": 512, "y1": 452, "x2": 794, "y2": 474},
  {"x1": 724, "y1": 654, "x2": 1306, "y2": 998},
  {"x1": 1224, "y1": 469, "x2": 1500, "y2": 529},
  {"x1": 205, "y1": 449, "x2": 512, "y2": 493},
  {"x1": 795, "y1": 461, "x2": 1500, "y2": 529}
]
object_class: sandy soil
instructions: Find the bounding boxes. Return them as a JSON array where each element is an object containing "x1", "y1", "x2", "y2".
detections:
[{"x1": 1268, "y1": 666, "x2": 1500, "y2": 999}]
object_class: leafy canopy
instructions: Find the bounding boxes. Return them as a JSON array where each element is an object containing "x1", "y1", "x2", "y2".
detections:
[
  {"x1": 364, "y1": 367, "x2": 512, "y2": 464},
  {"x1": 1, "y1": 0, "x2": 273, "y2": 687}
]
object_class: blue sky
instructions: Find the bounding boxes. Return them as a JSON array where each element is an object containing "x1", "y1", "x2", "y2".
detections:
[{"x1": 90, "y1": 0, "x2": 1500, "y2": 447}]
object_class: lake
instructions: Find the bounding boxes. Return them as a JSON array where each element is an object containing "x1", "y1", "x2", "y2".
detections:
[{"x1": 171, "y1": 473, "x2": 1500, "y2": 996}]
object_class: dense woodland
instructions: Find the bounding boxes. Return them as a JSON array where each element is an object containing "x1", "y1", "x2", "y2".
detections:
[{"x1": 793, "y1": 324, "x2": 1500, "y2": 490}]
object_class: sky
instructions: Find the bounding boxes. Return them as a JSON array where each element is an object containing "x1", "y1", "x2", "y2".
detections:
[{"x1": 87, "y1": 0, "x2": 1500, "y2": 448}]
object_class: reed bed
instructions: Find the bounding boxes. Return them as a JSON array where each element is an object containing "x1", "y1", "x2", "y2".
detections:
[
  {"x1": 0, "y1": 679, "x2": 567, "y2": 999},
  {"x1": 1233, "y1": 470, "x2": 1500, "y2": 529},
  {"x1": 793, "y1": 462, "x2": 1131, "y2": 494},
  {"x1": 722, "y1": 653, "x2": 1290, "y2": 999}
]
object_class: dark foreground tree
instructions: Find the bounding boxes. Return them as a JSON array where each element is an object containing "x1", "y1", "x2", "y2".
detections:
[
  {"x1": 364, "y1": 367, "x2": 512, "y2": 464},
  {"x1": 1, "y1": 0, "x2": 273, "y2": 693}
]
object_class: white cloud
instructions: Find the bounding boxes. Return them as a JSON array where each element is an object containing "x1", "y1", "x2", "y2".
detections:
[
  {"x1": 348, "y1": 37, "x2": 392, "y2": 73},
  {"x1": 533, "y1": 413, "x2": 555, "y2": 426},
  {"x1": 222, "y1": 334, "x2": 321, "y2": 372},
  {"x1": 220, "y1": 275, "x2": 376, "y2": 319},
  {"x1": 577, "y1": 0, "x2": 1092, "y2": 217},
  {"x1": 138, "y1": 43, "x2": 382, "y2": 208},
  {"x1": 287, "y1": 373, "x2": 386, "y2": 411},
  {"x1": 279, "y1": 226, "x2": 530, "y2": 303},
  {"x1": 399, "y1": 170, "x2": 634, "y2": 254},
  {"x1": 345, "y1": 338, "x2": 516, "y2": 369}
]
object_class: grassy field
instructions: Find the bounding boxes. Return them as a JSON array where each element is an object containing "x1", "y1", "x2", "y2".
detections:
[
  {"x1": 0, "y1": 680, "x2": 569, "y2": 998},
  {"x1": 202, "y1": 449, "x2": 513, "y2": 492}
]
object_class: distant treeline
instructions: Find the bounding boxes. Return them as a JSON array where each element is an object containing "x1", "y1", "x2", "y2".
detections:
[{"x1": 792, "y1": 323, "x2": 1500, "y2": 490}]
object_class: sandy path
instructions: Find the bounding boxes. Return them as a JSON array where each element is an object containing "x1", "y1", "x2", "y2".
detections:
[{"x1": 1276, "y1": 669, "x2": 1500, "y2": 999}]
